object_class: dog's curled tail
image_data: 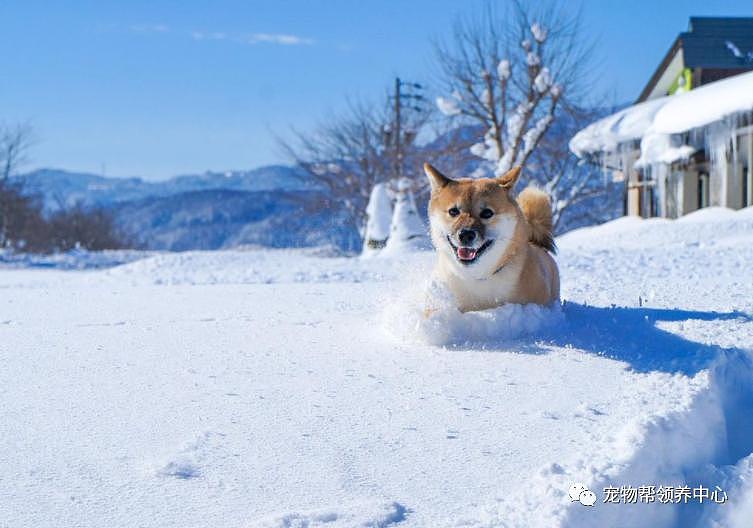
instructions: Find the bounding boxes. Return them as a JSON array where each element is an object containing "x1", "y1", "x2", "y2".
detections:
[{"x1": 517, "y1": 187, "x2": 556, "y2": 253}]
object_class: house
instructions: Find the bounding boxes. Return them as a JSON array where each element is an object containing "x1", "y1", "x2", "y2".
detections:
[{"x1": 570, "y1": 17, "x2": 753, "y2": 218}]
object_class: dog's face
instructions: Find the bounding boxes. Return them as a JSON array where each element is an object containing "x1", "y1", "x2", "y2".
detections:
[{"x1": 425, "y1": 163, "x2": 521, "y2": 278}]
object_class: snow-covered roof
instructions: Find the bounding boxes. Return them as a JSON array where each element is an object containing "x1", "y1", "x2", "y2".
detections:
[
  {"x1": 571, "y1": 70, "x2": 753, "y2": 157},
  {"x1": 635, "y1": 133, "x2": 696, "y2": 168},
  {"x1": 651, "y1": 70, "x2": 753, "y2": 134},
  {"x1": 568, "y1": 97, "x2": 668, "y2": 157}
]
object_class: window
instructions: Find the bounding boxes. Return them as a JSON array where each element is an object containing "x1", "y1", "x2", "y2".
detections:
[{"x1": 698, "y1": 173, "x2": 710, "y2": 209}]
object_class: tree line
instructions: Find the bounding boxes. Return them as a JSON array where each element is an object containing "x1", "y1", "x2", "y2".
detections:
[{"x1": 0, "y1": 123, "x2": 131, "y2": 253}]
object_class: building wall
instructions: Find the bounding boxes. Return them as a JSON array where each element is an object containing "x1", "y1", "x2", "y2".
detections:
[
  {"x1": 613, "y1": 128, "x2": 751, "y2": 219},
  {"x1": 627, "y1": 186, "x2": 641, "y2": 216},
  {"x1": 739, "y1": 131, "x2": 753, "y2": 208},
  {"x1": 678, "y1": 170, "x2": 699, "y2": 216},
  {"x1": 726, "y1": 160, "x2": 744, "y2": 209}
]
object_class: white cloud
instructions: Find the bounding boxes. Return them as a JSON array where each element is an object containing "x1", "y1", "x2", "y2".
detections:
[
  {"x1": 190, "y1": 31, "x2": 228, "y2": 41},
  {"x1": 132, "y1": 24, "x2": 313, "y2": 47},
  {"x1": 245, "y1": 33, "x2": 314, "y2": 46},
  {"x1": 130, "y1": 23, "x2": 170, "y2": 33}
]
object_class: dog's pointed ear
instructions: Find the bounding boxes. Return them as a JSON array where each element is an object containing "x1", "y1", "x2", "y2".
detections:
[
  {"x1": 497, "y1": 166, "x2": 521, "y2": 190},
  {"x1": 424, "y1": 163, "x2": 453, "y2": 191}
]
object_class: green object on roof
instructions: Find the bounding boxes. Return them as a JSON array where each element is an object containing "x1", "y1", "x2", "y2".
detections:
[{"x1": 669, "y1": 68, "x2": 693, "y2": 95}]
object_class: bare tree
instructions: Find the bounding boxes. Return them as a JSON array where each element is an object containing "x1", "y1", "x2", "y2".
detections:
[
  {"x1": 0, "y1": 122, "x2": 133, "y2": 253},
  {"x1": 521, "y1": 106, "x2": 621, "y2": 232},
  {"x1": 48, "y1": 204, "x2": 133, "y2": 251},
  {"x1": 0, "y1": 123, "x2": 36, "y2": 246},
  {"x1": 1, "y1": 123, "x2": 34, "y2": 182},
  {"x1": 433, "y1": 1, "x2": 592, "y2": 176},
  {"x1": 279, "y1": 98, "x2": 431, "y2": 235}
]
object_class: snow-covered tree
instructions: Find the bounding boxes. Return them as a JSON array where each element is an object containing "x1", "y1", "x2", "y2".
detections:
[
  {"x1": 434, "y1": 1, "x2": 591, "y2": 177},
  {"x1": 279, "y1": 97, "x2": 434, "y2": 242},
  {"x1": 383, "y1": 178, "x2": 428, "y2": 254},
  {"x1": 362, "y1": 182, "x2": 393, "y2": 254}
]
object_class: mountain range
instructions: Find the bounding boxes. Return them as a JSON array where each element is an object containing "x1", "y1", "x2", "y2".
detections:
[
  {"x1": 14, "y1": 166, "x2": 358, "y2": 252},
  {"x1": 16, "y1": 166, "x2": 315, "y2": 211}
]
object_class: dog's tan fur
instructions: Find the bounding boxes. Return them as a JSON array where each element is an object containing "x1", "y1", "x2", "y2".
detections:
[{"x1": 425, "y1": 163, "x2": 559, "y2": 312}]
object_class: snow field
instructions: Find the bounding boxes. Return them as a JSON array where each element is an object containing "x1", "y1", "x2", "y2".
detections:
[{"x1": 0, "y1": 207, "x2": 752, "y2": 527}]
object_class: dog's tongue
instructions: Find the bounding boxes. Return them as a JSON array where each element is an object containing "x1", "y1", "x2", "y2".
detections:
[{"x1": 457, "y1": 247, "x2": 477, "y2": 260}]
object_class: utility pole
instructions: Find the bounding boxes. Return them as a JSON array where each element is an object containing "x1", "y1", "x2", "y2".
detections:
[
  {"x1": 389, "y1": 77, "x2": 424, "y2": 181},
  {"x1": 394, "y1": 77, "x2": 402, "y2": 180}
]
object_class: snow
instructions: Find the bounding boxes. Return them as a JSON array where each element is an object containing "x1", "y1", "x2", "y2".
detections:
[
  {"x1": 1, "y1": 210, "x2": 753, "y2": 527},
  {"x1": 635, "y1": 133, "x2": 696, "y2": 167},
  {"x1": 571, "y1": 71, "x2": 753, "y2": 158},
  {"x1": 384, "y1": 276, "x2": 564, "y2": 346},
  {"x1": 523, "y1": 115, "x2": 554, "y2": 158},
  {"x1": 382, "y1": 179, "x2": 429, "y2": 254},
  {"x1": 251, "y1": 501, "x2": 408, "y2": 528},
  {"x1": 531, "y1": 22, "x2": 548, "y2": 43},
  {"x1": 497, "y1": 59, "x2": 511, "y2": 80},
  {"x1": 470, "y1": 129, "x2": 500, "y2": 162},
  {"x1": 0, "y1": 248, "x2": 153, "y2": 270},
  {"x1": 363, "y1": 183, "x2": 393, "y2": 252},
  {"x1": 651, "y1": 70, "x2": 753, "y2": 135},
  {"x1": 569, "y1": 96, "x2": 669, "y2": 157},
  {"x1": 534, "y1": 67, "x2": 552, "y2": 93},
  {"x1": 436, "y1": 96, "x2": 462, "y2": 116}
]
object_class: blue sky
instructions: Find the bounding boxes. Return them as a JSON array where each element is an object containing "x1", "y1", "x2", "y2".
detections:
[{"x1": 1, "y1": 0, "x2": 750, "y2": 180}]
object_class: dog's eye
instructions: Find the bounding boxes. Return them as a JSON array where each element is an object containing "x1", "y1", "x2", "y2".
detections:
[
  {"x1": 480, "y1": 208, "x2": 494, "y2": 219},
  {"x1": 448, "y1": 207, "x2": 460, "y2": 217}
]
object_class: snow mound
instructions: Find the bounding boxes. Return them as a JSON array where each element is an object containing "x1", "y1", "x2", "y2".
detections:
[
  {"x1": 362, "y1": 182, "x2": 392, "y2": 254},
  {"x1": 738, "y1": 205, "x2": 753, "y2": 218},
  {"x1": 558, "y1": 207, "x2": 753, "y2": 252},
  {"x1": 556, "y1": 216, "x2": 667, "y2": 247},
  {"x1": 704, "y1": 453, "x2": 753, "y2": 528},
  {"x1": 676, "y1": 206, "x2": 740, "y2": 223},
  {"x1": 249, "y1": 501, "x2": 408, "y2": 528},
  {"x1": 382, "y1": 180, "x2": 430, "y2": 255},
  {"x1": 383, "y1": 276, "x2": 563, "y2": 346}
]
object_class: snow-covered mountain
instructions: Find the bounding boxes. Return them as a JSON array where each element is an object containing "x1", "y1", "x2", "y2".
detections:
[
  {"x1": 114, "y1": 189, "x2": 358, "y2": 251},
  {"x1": 13, "y1": 166, "x2": 359, "y2": 251},
  {"x1": 15, "y1": 166, "x2": 312, "y2": 212}
]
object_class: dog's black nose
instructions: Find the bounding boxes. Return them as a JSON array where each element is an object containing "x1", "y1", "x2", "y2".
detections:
[{"x1": 458, "y1": 229, "x2": 477, "y2": 245}]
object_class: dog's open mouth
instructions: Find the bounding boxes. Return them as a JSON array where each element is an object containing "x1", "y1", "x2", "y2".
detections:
[{"x1": 447, "y1": 236, "x2": 494, "y2": 264}]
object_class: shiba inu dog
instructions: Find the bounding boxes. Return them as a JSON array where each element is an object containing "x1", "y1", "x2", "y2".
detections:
[{"x1": 424, "y1": 163, "x2": 559, "y2": 312}]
